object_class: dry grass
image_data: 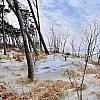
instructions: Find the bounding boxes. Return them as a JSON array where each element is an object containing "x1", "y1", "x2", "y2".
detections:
[
  {"x1": 62, "y1": 69, "x2": 81, "y2": 77},
  {"x1": 95, "y1": 92, "x2": 100, "y2": 99},
  {"x1": 0, "y1": 85, "x2": 6, "y2": 92},
  {"x1": 85, "y1": 68, "x2": 97, "y2": 74},
  {"x1": 0, "y1": 79, "x2": 86, "y2": 100},
  {"x1": 88, "y1": 60, "x2": 100, "y2": 66},
  {"x1": 65, "y1": 52, "x2": 71, "y2": 56},
  {"x1": 89, "y1": 79, "x2": 100, "y2": 86},
  {"x1": 13, "y1": 54, "x2": 25, "y2": 62},
  {"x1": 0, "y1": 82, "x2": 16, "y2": 100},
  {"x1": 32, "y1": 51, "x2": 48, "y2": 62},
  {"x1": 16, "y1": 77, "x2": 33, "y2": 85},
  {"x1": 96, "y1": 74, "x2": 100, "y2": 79},
  {"x1": 0, "y1": 55, "x2": 9, "y2": 60},
  {"x1": 7, "y1": 47, "x2": 20, "y2": 52},
  {"x1": 0, "y1": 74, "x2": 5, "y2": 78},
  {"x1": 27, "y1": 80, "x2": 86, "y2": 100},
  {"x1": 78, "y1": 67, "x2": 97, "y2": 74},
  {"x1": 11, "y1": 72, "x2": 21, "y2": 76},
  {"x1": 71, "y1": 84, "x2": 86, "y2": 92},
  {"x1": 30, "y1": 80, "x2": 66, "y2": 100},
  {"x1": 38, "y1": 51, "x2": 48, "y2": 60}
]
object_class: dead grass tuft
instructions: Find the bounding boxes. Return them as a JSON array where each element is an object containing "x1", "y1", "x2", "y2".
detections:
[
  {"x1": 89, "y1": 79, "x2": 100, "y2": 86},
  {"x1": 95, "y1": 74, "x2": 100, "y2": 79},
  {"x1": 14, "y1": 54, "x2": 25, "y2": 62},
  {"x1": 0, "y1": 79, "x2": 86, "y2": 100},
  {"x1": 88, "y1": 60, "x2": 100, "y2": 66},
  {"x1": 95, "y1": 92, "x2": 100, "y2": 99},
  {"x1": 29, "y1": 80, "x2": 86, "y2": 100},
  {"x1": 65, "y1": 52, "x2": 71, "y2": 56},
  {"x1": 0, "y1": 74, "x2": 5, "y2": 78},
  {"x1": 16, "y1": 77, "x2": 33, "y2": 85},
  {"x1": 85, "y1": 68, "x2": 97, "y2": 74},
  {"x1": 11, "y1": 72, "x2": 21, "y2": 76},
  {"x1": 71, "y1": 84, "x2": 86, "y2": 92},
  {"x1": 62, "y1": 69, "x2": 81, "y2": 77}
]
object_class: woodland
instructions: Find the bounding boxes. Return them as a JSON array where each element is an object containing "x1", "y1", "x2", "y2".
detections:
[{"x1": 0, "y1": 0, "x2": 100, "y2": 100}]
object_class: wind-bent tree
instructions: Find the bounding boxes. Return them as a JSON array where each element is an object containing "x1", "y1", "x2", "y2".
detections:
[
  {"x1": 13, "y1": 0, "x2": 34, "y2": 80},
  {"x1": 6, "y1": 0, "x2": 49, "y2": 80},
  {"x1": 35, "y1": 0, "x2": 42, "y2": 51},
  {"x1": 6, "y1": 0, "x2": 38, "y2": 56},
  {"x1": 1, "y1": 0, "x2": 6, "y2": 55},
  {"x1": 27, "y1": 0, "x2": 49, "y2": 54}
]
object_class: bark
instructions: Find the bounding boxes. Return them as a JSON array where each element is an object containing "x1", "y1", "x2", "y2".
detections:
[
  {"x1": 80, "y1": 42, "x2": 91, "y2": 100},
  {"x1": 13, "y1": 0, "x2": 34, "y2": 80},
  {"x1": 27, "y1": 0, "x2": 49, "y2": 54},
  {"x1": 11, "y1": 32, "x2": 23, "y2": 49},
  {"x1": 11, "y1": 36, "x2": 15, "y2": 47},
  {"x1": 35, "y1": 0, "x2": 42, "y2": 51},
  {"x1": 2, "y1": 0, "x2": 6, "y2": 55}
]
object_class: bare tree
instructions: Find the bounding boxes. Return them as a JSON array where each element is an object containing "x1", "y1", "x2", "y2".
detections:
[
  {"x1": 77, "y1": 39, "x2": 83, "y2": 57},
  {"x1": 70, "y1": 38, "x2": 76, "y2": 57},
  {"x1": 47, "y1": 35, "x2": 53, "y2": 51},
  {"x1": 67, "y1": 20, "x2": 100, "y2": 100},
  {"x1": 81, "y1": 19, "x2": 100, "y2": 60},
  {"x1": 97, "y1": 49, "x2": 100, "y2": 64},
  {"x1": 61, "y1": 30, "x2": 69, "y2": 53},
  {"x1": 47, "y1": 26, "x2": 69, "y2": 54},
  {"x1": 49, "y1": 26, "x2": 63, "y2": 53}
]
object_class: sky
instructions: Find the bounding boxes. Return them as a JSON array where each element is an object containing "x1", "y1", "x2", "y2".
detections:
[{"x1": 6, "y1": 0, "x2": 100, "y2": 49}]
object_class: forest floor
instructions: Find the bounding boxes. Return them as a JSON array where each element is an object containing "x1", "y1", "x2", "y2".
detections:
[{"x1": 0, "y1": 49, "x2": 100, "y2": 100}]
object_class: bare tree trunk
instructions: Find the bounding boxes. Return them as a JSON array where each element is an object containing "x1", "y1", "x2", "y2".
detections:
[
  {"x1": 97, "y1": 50, "x2": 100, "y2": 64},
  {"x1": 62, "y1": 41, "x2": 66, "y2": 53},
  {"x1": 35, "y1": 0, "x2": 42, "y2": 51},
  {"x1": 11, "y1": 36, "x2": 15, "y2": 47},
  {"x1": 80, "y1": 42, "x2": 91, "y2": 100},
  {"x1": 2, "y1": 0, "x2": 6, "y2": 55},
  {"x1": 28, "y1": 40, "x2": 32, "y2": 52},
  {"x1": 13, "y1": 0, "x2": 34, "y2": 80},
  {"x1": 78, "y1": 40, "x2": 83, "y2": 57},
  {"x1": 27, "y1": 0, "x2": 49, "y2": 54}
]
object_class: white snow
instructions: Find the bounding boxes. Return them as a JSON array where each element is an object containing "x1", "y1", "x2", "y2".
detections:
[{"x1": 37, "y1": 55, "x2": 72, "y2": 74}]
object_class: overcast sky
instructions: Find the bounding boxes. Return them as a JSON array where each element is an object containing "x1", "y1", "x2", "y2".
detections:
[{"x1": 6, "y1": 0, "x2": 100, "y2": 49}]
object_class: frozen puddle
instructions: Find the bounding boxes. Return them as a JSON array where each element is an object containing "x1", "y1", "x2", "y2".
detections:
[{"x1": 36, "y1": 55, "x2": 72, "y2": 74}]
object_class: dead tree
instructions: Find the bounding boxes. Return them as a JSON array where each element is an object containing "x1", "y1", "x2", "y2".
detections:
[
  {"x1": 70, "y1": 38, "x2": 76, "y2": 57},
  {"x1": 61, "y1": 31, "x2": 69, "y2": 53},
  {"x1": 81, "y1": 19, "x2": 100, "y2": 60},
  {"x1": 77, "y1": 40, "x2": 83, "y2": 57}
]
